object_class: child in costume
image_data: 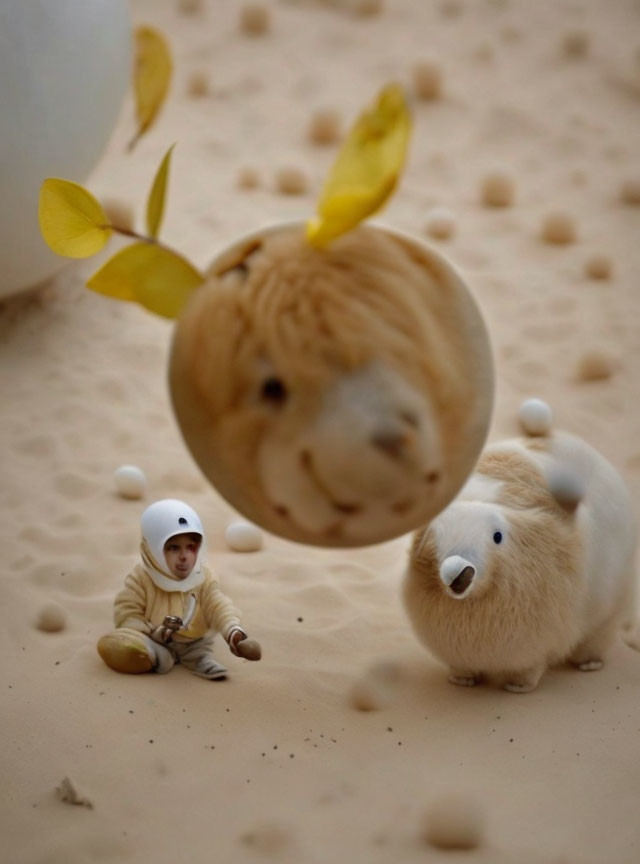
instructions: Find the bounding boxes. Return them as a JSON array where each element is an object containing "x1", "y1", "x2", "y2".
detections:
[{"x1": 97, "y1": 499, "x2": 260, "y2": 680}]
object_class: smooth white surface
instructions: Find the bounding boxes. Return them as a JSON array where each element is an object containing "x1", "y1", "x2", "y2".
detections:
[
  {"x1": 225, "y1": 520, "x2": 264, "y2": 552},
  {"x1": 0, "y1": 0, "x2": 131, "y2": 297},
  {"x1": 114, "y1": 465, "x2": 147, "y2": 500}
]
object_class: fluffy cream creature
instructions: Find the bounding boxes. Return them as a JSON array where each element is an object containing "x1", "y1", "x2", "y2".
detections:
[
  {"x1": 169, "y1": 222, "x2": 494, "y2": 547},
  {"x1": 403, "y1": 399, "x2": 637, "y2": 693}
]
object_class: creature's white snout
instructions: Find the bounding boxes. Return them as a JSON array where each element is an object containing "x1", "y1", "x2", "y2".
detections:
[{"x1": 440, "y1": 555, "x2": 476, "y2": 597}]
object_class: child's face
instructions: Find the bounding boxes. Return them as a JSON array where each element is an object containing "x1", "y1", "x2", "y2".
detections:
[{"x1": 163, "y1": 533, "x2": 201, "y2": 580}]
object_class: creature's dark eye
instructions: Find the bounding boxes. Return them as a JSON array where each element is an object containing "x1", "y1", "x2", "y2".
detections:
[
  {"x1": 260, "y1": 376, "x2": 288, "y2": 405},
  {"x1": 493, "y1": 531, "x2": 503, "y2": 544}
]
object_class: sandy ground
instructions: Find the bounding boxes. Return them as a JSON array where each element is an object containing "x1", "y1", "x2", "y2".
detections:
[{"x1": 2, "y1": 1, "x2": 640, "y2": 862}]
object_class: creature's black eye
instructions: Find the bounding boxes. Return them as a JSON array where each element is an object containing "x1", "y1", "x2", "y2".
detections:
[
  {"x1": 493, "y1": 531, "x2": 503, "y2": 544},
  {"x1": 260, "y1": 376, "x2": 288, "y2": 405}
]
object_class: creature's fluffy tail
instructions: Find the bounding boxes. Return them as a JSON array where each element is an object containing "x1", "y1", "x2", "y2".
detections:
[{"x1": 518, "y1": 398, "x2": 553, "y2": 437}]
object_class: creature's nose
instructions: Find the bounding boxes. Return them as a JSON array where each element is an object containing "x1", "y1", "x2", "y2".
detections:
[{"x1": 440, "y1": 555, "x2": 476, "y2": 596}]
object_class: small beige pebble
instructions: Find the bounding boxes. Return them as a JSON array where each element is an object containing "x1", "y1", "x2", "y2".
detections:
[
  {"x1": 237, "y1": 166, "x2": 260, "y2": 190},
  {"x1": 440, "y1": 0, "x2": 464, "y2": 17},
  {"x1": 541, "y1": 211, "x2": 577, "y2": 245},
  {"x1": 480, "y1": 169, "x2": 516, "y2": 207},
  {"x1": 102, "y1": 197, "x2": 134, "y2": 232},
  {"x1": 36, "y1": 603, "x2": 67, "y2": 633},
  {"x1": 240, "y1": 3, "x2": 270, "y2": 35},
  {"x1": 472, "y1": 42, "x2": 494, "y2": 62},
  {"x1": 56, "y1": 776, "x2": 94, "y2": 809},
  {"x1": 620, "y1": 178, "x2": 640, "y2": 205},
  {"x1": 585, "y1": 254, "x2": 613, "y2": 280},
  {"x1": 178, "y1": 0, "x2": 205, "y2": 14},
  {"x1": 275, "y1": 165, "x2": 308, "y2": 195},
  {"x1": 114, "y1": 465, "x2": 147, "y2": 500},
  {"x1": 308, "y1": 108, "x2": 342, "y2": 145},
  {"x1": 563, "y1": 30, "x2": 590, "y2": 58},
  {"x1": 349, "y1": 677, "x2": 391, "y2": 711},
  {"x1": 187, "y1": 70, "x2": 209, "y2": 98},
  {"x1": 576, "y1": 350, "x2": 618, "y2": 381},
  {"x1": 425, "y1": 207, "x2": 456, "y2": 240},
  {"x1": 412, "y1": 58, "x2": 443, "y2": 100},
  {"x1": 225, "y1": 519, "x2": 263, "y2": 552},
  {"x1": 422, "y1": 794, "x2": 485, "y2": 850},
  {"x1": 241, "y1": 824, "x2": 290, "y2": 854},
  {"x1": 352, "y1": 0, "x2": 383, "y2": 15}
]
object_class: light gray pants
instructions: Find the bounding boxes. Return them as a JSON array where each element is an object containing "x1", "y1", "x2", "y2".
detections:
[{"x1": 150, "y1": 633, "x2": 228, "y2": 680}]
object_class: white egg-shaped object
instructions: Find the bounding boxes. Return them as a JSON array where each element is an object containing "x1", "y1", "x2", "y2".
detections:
[
  {"x1": 0, "y1": 1, "x2": 131, "y2": 298},
  {"x1": 114, "y1": 465, "x2": 147, "y2": 500},
  {"x1": 225, "y1": 520, "x2": 264, "y2": 552}
]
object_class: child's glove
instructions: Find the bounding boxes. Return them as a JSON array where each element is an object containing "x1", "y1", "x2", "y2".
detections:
[{"x1": 228, "y1": 627, "x2": 262, "y2": 661}]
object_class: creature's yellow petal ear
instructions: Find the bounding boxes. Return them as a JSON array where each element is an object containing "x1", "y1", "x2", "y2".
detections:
[
  {"x1": 306, "y1": 84, "x2": 411, "y2": 248},
  {"x1": 39, "y1": 179, "x2": 112, "y2": 258},
  {"x1": 87, "y1": 243, "x2": 203, "y2": 319},
  {"x1": 129, "y1": 26, "x2": 172, "y2": 151}
]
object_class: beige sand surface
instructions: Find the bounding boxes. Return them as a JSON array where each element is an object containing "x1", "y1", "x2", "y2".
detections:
[{"x1": 2, "y1": 1, "x2": 640, "y2": 862}]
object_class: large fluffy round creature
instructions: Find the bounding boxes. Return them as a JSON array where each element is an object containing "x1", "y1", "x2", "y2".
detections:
[
  {"x1": 403, "y1": 400, "x2": 637, "y2": 692},
  {"x1": 169, "y1": 222, "x2": 494, "y2": 547}
]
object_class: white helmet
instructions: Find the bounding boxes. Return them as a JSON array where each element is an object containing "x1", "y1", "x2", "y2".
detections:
[{"x1": 139, "y1": 499, "x2": 206, "y2": 592}]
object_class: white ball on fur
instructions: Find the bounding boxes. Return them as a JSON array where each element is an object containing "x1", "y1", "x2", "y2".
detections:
[
  {"x1": 518, "y1": 398, "x2": 552, "y2": 436},
  {"x1": 225, "y1": 520, "x2": 263, "y2": 552},
  {"x1": 114, "y1": 465, "x2": 147, "y2": 500}
]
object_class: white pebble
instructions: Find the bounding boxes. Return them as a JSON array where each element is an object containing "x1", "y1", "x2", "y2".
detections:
[
  {"x1": 36, "y1": 603, "x2": 67, "y2": 633},
  {"x1": 187, "y1": 70, "x2": 209, "y2": 98},
  {"x1": 620, "y1": 179, "x2": 640, "y2": 205},
  {"x1": 275, "y1": 165, "x2": 308, "y2": 196},
  {"x1": 114, "y1": 465, "x2": 147, "y2": 500},
  {"x1": 480, "y1": 169, "x2": 516, "y2": 207},
  {"x1": 425, "y1": 207, "x2": 456, "y2": 240},
  {"x1": 518, "y1": 398, "x2": 552, "y2": 436},
  {"x1": 585, "y1": 254, "x2": 613, "y2": 280},
  {"x1": 308, "y1": 108, "x2": 342, "y2": 145},
  {"x1": 422, "y1": 794, "x2": 485, "y2": 850},
  {"x1": 576, "y1": 350, "x2": 618, "y2": 382},
  {"x1": 240, "y1": 3, "x2": 270, "y2": 35},
  {"x1": 412, "y1": 58, "x2": 443, "y2": 100},
  {"x1": 237, "y1": 166, "x2": 260, "y2": 190},
  {"x1": 563, "y1": 30, "x2": 590, "y2": 58},
  {"x1": 225, "y1": 519, "x2": 263, "y2": 552},
  {"x1": 541, "y1": 211, "x2": 577, "y2": 245}
]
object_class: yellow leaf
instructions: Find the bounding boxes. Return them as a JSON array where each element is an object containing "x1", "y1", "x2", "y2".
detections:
[
  {"x1": 306, "y1": 84, "x2": 412, "y2": 248},
  {"x1": 130, "y1": 26, "x2": 172, "y2": 150},
  {"x1": 146, "y1": 144, "x2": 175, "y2": 239},
  {"x1": 38, "y1": 179, "x2": 111, "y2": 258},
  {"x1": 86, "y1": 243, "x2": 203, "y2": 319}
]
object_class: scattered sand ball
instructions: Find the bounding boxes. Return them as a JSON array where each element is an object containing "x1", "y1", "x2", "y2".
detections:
[
  {"x1": 620, "y1": 179, "x2": 640, "y2": 205},
  {"x1": 472, "y1": 42, "x2": 494, "y2": 62},
  {"x1": 422, "y1": 794, "x2": 485, "y2": 850},
  {"x1": 275, "y1": 165, "x2": 308, "y2": 196},
  {"x1": 349, "y1": 660, "x2": 402, "y2": 711},
  {"x1": 480, "y1": 169, "x2": 516, "y2": 207},
  {"x1": 585, "y1": 254, "x2": 613, "y2": 280},
  {"x1": 425, "y1": 207, "x2": 456, "y2": 240},
  {"x1": 576, "y1": 349, "x2": 618, "y2": 382},
  {"x1": 541, "y1": 211, "x2": 577, "y2": 245},
  {"x1": 563, "y1": 30, "x2": 590, "y2": 58},
  {"x1": 237, "y1": 166, "x2": 260, "y2": 190},
  {"x1": 412, "y1": 57, "x2": 443, "y2": 101},
  {"x1": 518, "y1": 398, "x2": 552, "y2": 436},
  {"x1": 241, "y1": 824, "x2": 290, "y2": 854},
  {"x1": 187, "y1": 70, "x2": 209, "y2": 98},
  {"x1": 240, "y1": 3, "x2": 270, "y2": 36},
  {"x1": 178, "y1": 0, "x2": 204, "y2": 14},
  {"x1": 308, "y1": 108, "x2": 342, "y2": 145},
  {"x1": 352, "y1": 0, "x2": 383, "y2": 15},
  {"x1": 114, "y1": 465, "x2": 147, "y2": 500},
  {"x1": 102, "y1": 197, "x2": 134, "y2": 232},
  {"x1": 36, "y1": 603, "x2": 67, "y2": 633},
  {"x1": 225, "y1": 519, "x2": 263, "y2": 552},
  {"x1": 56, "y1": 776, "x2": 94, "y2": 809}
]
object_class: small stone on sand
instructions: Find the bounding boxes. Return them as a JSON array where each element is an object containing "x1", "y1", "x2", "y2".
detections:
[
  {"x1": 353, "y1": 0, "x2": 383, "y2": 15},
  {"x1": 36, "y1": 603, "x2": 67, "y2": 633},
  {"x1": 275, "y1": 165, "x2": 308, "y2": 195},
  {"x1": 576, "y1": 350, "x2": 618, "y2": 381},
  {"x1": 178, "y1": 0, "x2": 204, "y2": 14},
  {"x1": 237, "y1": 166, "x2": 260, "y2": 189},
  {"x1": 225, "y1": 519, "x2": 263, "y2": 552},
  {"x1": 481, "y1": 169, "x2": 516, "y2": 207},
  {"x1": 114, "y1": 465, "x2": 147, "y2": 500},
  {"x1": 412, "y1": 58, "x2": 443, "y2": 100},
  {"x1": 585, "y1": 254, "x2": 613, "y2": 280},
  {"x1": 422, "y1": 794, "x2": 485, "y2": 850},
  {"x1": 425, "y1": 207, "x2": 456, "y2": 240},
  {"x1": 541, "y1": 211, "x2": 577, "y2": 245},
  {"x1": 620, "y1": 179, "x2": 640, "y2": 205},
  {"x1": 308, "y1": 108, "x2": 342, "y2": 145},
  {"x1": 241, "y1": 824, "x2": 290, "y2": 854},
  {"x1": 56, "y1": 776, "x2": 94, "y2": 809},
  {"x1": 187, "y1": 70, "x2": 209, "y2": 98},
  {"x1": 240, "y1": 3, "x2": 270, "y2": 36},
  {"x1": 563, "y1": 30, "x2": 590, "y2": 58}
]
